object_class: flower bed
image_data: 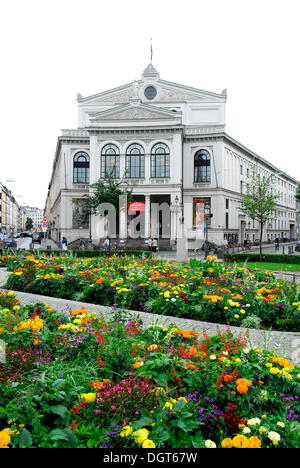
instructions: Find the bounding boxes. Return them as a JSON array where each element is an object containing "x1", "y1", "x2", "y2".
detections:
[
  {"x1": 0, "y1": 292, "x2": 299, "y2": 448},
  {"x1": 1, "y1": 253, "x2": 300, "y2": 332}
]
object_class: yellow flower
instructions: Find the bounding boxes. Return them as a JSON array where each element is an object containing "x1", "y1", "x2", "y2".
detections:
[
  {"x1": 133, "y1": 429, "x2": 150, "y2": 444},
  {"x1": 142, "y1": 439, "x2": 156, "y2": 448},
  {"x1": 162, "y1": 402, "x2": 173, "y2": 410},
  {"x1": 148, "y1": 344, "x2": 158, "y2": 352},
  {"x1": 232, "y1": 435, "x2": 249, "y2": 448},
  {"x1": 0, "y1": 429, "x2": 10, "y2": 448},
  {"x1": 120, "y1": 425, "x2": 133, "y2": 437},
  {"x1": 221, "y1": 438, "x2": 233, "y2": 448},
  {"x1": 79, "y1": 393, "x2": 97, "y2": 403},
  {"x1": 270, "y1": 367, "x2": 280, "y2": 375},
  {"x1": 132, "y1": 361, "x2": 143, "y2": 369},
  {"x1": 248, "y1": 436, "x2": 261, "y2": 448}
]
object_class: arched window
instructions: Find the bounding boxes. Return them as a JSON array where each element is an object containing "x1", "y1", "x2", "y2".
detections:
[
  {"x1": 194, "y1": 149, "x2": 211, "y2": 182},
  {"x1": 151, "y1": 143, "x2": 170, "y2": 178},
  {"x1": 73, "y1": 152, "x2": 90, "y2": 183},
  {"x1": 126, "y1": 143, "x2": 145, "y2": 178},
  {"x1": 101, "y1": 144, "x2": 120, "y2": 178}
]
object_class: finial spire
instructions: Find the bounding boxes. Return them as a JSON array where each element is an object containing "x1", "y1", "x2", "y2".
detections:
[{"x1": 150, "y1": 37, "x2": 153, "y2": 63}]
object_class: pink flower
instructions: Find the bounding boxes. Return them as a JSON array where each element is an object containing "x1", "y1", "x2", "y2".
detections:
[{"x1": 111, "y1": 405, "x2": 117, "y2": 410}]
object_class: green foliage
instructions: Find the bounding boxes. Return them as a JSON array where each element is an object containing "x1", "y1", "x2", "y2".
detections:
[
  {"x1": 239, "y1": 169, "x2": 279, "y2": 260},
  {"x1": 81, "y1": 173, "x2": 134, "y2": 215},
  {"x1": 225, "y1": 253, "x2": 300, "y2": 264},
  {"x1": 25, "y1": 217, "x2": 33, "y2": 231},
  {"x1": 25, "y1": 249, "x2": 152, "y2": 258}
]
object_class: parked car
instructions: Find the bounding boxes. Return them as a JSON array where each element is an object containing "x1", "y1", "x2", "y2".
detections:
[
  {"x1": 253, "y1": 239, "x2": 260, "y2": 246},
  {"x1": 32, "y1": 232, "x2": 42, "y2": 243},
  {"x1": 20, "y1": 231, "x2": 32, "y2": 238},
  {"x1": 3, "y1": 238, "x2": 17, "y2": 248}
]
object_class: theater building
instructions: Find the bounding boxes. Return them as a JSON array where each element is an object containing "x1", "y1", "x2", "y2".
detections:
[{"x1": 44, "y1": 63, "x2": 298, "y2": 248}]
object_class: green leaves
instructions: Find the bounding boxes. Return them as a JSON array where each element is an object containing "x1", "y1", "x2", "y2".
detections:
[
  {"x1": 48, "y1": 428, "x2": 78, "y2": 448},
  {"x1": 18, "y1": 428, "x2": 32, "y2": 448},
  {"x1": 50, "y1": 405, "x2": 68, "y2": 419}
]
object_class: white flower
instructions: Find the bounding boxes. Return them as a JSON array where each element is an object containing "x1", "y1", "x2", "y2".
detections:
[
  {"x1": 243, "y1": 347, "x2": 250, "y2": 354},
  {"x1": 243, "y1": 427, "x2": 251, "y2": 434},
  {"x1": 268, "y1": 431, "x2": 281, "y2": 444},
  {"x1": 247, "y1": 418, "x2": 261, "y2": 426},
  {"x1": 205, "y1": 440, "x2": 216, "y2": 448},
  {"x1": 277, "y1": 422, "x2": 285, "y2": 428},
  {"x1": 259, "y1": 426, "x2": 268, "y2": 434},
  {"x1": 209, "y1": 354, "x2": 216, "y2": 360}
]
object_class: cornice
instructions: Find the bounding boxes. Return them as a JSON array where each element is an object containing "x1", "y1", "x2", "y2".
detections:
[{"x1": 87, "y1": 125, "x2": 184, "y2": 135}]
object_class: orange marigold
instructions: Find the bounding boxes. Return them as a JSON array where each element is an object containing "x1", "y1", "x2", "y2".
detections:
[
  {"x1": 236, "y1": 378, "x2": 252, "y2": 388},
  {"x1": 232, "y1": 435, "x2": 249, "y2": 448},
  {"x1": 236, "y1": 384, "x2": 248, "y2": 394},
  {"x1": 248, "y1": 436, "x2": 261, "y2": 448},
  {"x1": 221, "y1": 438, "x2": 233, "y2": 448}
]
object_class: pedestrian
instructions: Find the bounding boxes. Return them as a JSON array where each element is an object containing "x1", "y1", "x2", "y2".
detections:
[
  {"x1": 103, "y1": 237, "x2": 110, "y2": 251},
  {"x1": 62, "y1": 237, "x2": 68, "y2": 250},
  {"x1": 147, "y1": 237, "x2": 152, "y2": 251},
  {"x1": 151, "y1": 238, "x2": 157, "y2": 252},
  {"x1": 79, "y1": 238, "x2": 85, "y2": 250},
  {"x1": 274, "y1": 237, "x2": 279, "y2": 250}
]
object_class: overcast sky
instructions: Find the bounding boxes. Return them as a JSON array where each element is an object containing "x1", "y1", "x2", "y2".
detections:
[{"x1": 1, "y1": 0, "x2": 299, "y2": 209}]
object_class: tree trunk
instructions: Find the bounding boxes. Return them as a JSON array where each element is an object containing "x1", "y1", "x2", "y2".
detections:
[{"x1": 259, "y1": 221, "x2": 263, "y2": 262}]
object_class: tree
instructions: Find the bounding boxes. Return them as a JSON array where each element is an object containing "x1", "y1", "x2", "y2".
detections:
[
  {"x1": 296, "y1": 183, "x2": 300, "y2": 203},
  {"x1": 238, "y1": 169, "x2": 279, "y2": 261},
  {"x1": 25, "y1": 217, "x2": 33, "y2": 231},
  {"x1": 81, "y1": 172, "x2": 134, "y2": 239}
]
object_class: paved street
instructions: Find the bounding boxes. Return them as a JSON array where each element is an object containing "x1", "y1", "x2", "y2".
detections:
[{"x1": 154, "y1": 241, "x2": 300, "y2": 261}]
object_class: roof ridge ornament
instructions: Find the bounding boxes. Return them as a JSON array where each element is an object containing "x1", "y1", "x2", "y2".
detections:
[{"x1": 142, "y1": 62, "x2": 159, "y2": 79}]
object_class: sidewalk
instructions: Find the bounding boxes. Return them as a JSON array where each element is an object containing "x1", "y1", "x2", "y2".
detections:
[{"x1": 0, "y1": 267, "x2": 299, "y2": 363}]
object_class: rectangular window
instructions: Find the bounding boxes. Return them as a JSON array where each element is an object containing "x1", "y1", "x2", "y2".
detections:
[
  {"x1": 126, "y1": 155, "x2": 145, "y2": 178},
  {"x1": 101, "y1": 155, "x2": 120, "y2": 178},
  {"x1": 225, "y1": 199, "x2": 229, "y2": 209},
  {"x1": 240, "y1": 181, "x2": 243, "y2": 193},
  {"x1": 240, "y1": 165, "x2": 243, "y2": 175},
  {"x1": 225, "y1": 212, "x2": 229, "y2": 229},
  {"x1": 193, "y1": 197, "x2": 211, "y2": 227},
  {"x1": 72, "y1": 198, "x2": 89, "y2": 229},
  {"x1": 151, "y1": 154, "x2": 170, "y2": 178}
]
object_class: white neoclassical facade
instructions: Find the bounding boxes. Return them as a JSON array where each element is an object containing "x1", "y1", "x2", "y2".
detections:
[{"x1": 44, "y1": 63, "x2": 298, "y2": 248}]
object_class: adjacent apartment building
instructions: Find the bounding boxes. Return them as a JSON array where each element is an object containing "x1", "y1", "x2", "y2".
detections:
[
  {"x1": 44, "y1": 63, "x2": 298, "y2": 247},
  {"x1": 0, "y1": 183, "x2": 24, "y2": 234}
]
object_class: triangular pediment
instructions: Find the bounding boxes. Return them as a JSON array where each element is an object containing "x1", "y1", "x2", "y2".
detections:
[
  {"x1": 78, "y1": 76, "x2": 226, "y2": 107},
  {"x1": 88, "y1": 102, "x2": 182, "y2": 123},
  {"x1": 156, "y1": 80, "x2": 226, "y2": 103},
  {"x1": 78, "y1": 82, "x2": 140, "y2": 105}
]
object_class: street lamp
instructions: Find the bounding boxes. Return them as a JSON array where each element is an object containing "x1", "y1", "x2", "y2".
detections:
[
  {"x1": 171, "y1": 195, "x2": 181, "y2": 247},
  {"x1": 174, "y1": 195, "x2": 179, "y2": 244},
  {"x1": 204, "y1": 207, "x2": 212, "y2": 257},
  {"x1": 87, "y1": 208, "x2": 93, "y2": 249}
]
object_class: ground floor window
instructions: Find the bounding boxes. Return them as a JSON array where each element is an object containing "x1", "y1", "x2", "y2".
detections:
[
  {"x1": 193, "y1": 197, "x2": 211, "y2": 227},
  {"x1": 72, "y1": 198, "x2": 89, "y2": 229}
]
